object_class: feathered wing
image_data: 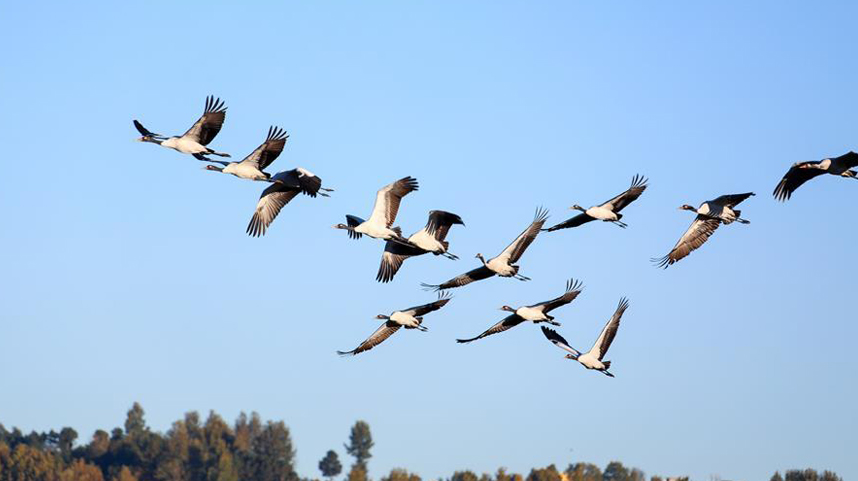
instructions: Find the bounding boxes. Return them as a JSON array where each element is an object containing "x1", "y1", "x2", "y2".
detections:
[
  {"x1": 834, "y1": 151, "x2": 858, "y2": 168},
  {"x1": 773, "y1": 162, "x2": 826, "y2": 201},
  {"x1": 402, "y1": 291, "x2": 453, "y2": 317},
  {"x1": 270, "y1": 168, "x2": 324, "y2": 197},
  {"x1": 337, "y1": 321, "x2": 401, "y2": 356},
  {"x1": 133, "y1": 120, "x2": 159, "y2": 137},
  {"x1": 712, "y1": 192, "x2": 755, "y2": 208},
  {"x1": 182, "y1": 95, "x2": 227, "y2": 145},
  {"x1": 588, "y1": 298, "x2": 629, "y2": 360},
  {"x1": 421, "y1": 265, "x2": 495, "y2": 291},
  {"x1": 239, "y1": 126, "x2": 288, "y2": 171},
  {"x1": 544, "y1": 213, "x2": 594, "y2": 232},
  {"x1": 497, "y1": 207, "x2": 549, "y2": 264},
  {"x1": 368, "y1": 176, "x2": 419, "y2": 227},
  {"x1": 532, "y1": 278, "x2": 584, "y2": 314},
  {"x1": 344, "y1": 215, "x2": 365, "y2": 240},
  {"x1": 456, "y1": 314, "x2": 525, "y2": 343},
  {"x1": 425, "y1": 210, "x2": 464, "y2": 241},
  {"x1": 376, "y1": 241, "x2": 426, "y2": 283},
  {"x1": 540, "y1": 326, "x2": 581, "y2": 358},
  {"x1": 246, "y1": 184, "x2": 301, "y2": 237},
  {"x1": 652, "y1": 216, "x2": 722, "y2": 268},
  {"x1": 603, "y1": 174, "x2": 648, "y2": 212}
]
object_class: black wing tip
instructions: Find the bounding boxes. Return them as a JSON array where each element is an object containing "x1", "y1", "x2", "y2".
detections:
[
  {"x1": 773, "y1": 182, "x2": 791, "y2": 201},
  {"x1": 437, "y1": 290, "x2": 453, "y2": 301},
  {"x1": 540, "y1": 325, "x2": 558, "y2": 337},
  {"x1": 266, "y1": 125, "x2": 289, "y2": 141},
  {"x1": 630, "y1": 173, "x2": 649, "y2": 188},
  {"x1": 204, "y1": 95, "x2": 227, "y2": 113},
  {"x1": 420, "y1": 283, "x2": 442, "y2": 292},
  {"x1": 565, "y1": 278, "x2": 584, "y2": 293},
  {"x1": 650, "y1": 255, "x2": 672, "y2": 269},
  {"x1": 617, "y1": 297, "x2": 630, "y2": 311},
  {"x1": 455, "y1": 338, "x2": 474, "y2": 344},
  {"x1": 336, "y1": 350, "x2": 356, "y2": 357},
  {"x1": 533, "y1": 206, "x2": 550, "y2": 222}
]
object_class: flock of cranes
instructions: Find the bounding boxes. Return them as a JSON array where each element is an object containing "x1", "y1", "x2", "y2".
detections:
[{"x1": 134, "y1": 95, "x2": 858, "y2": 377}]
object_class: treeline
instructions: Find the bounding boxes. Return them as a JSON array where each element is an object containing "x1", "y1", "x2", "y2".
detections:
[{"x1": 0, "y1": 403, "x2": 842, "y2": 481}]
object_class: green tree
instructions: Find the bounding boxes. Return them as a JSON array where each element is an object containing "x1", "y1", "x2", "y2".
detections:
[
  {"x1": 526, "y1": 465, "x2": 561, "y2": 481},
  {"x1": 566, "y1": 463, "x2": 602, "y2": 481},
  {"x1": 125, "y1": 404, "x2": 147, "y2": 437},
  {"x1": 770, "y1": 473, "x2": 784, "y2": 481},
  {"x1": 57, "y1": 428, "x2": 77, "y2": 464},
  {"x1": 381, "y1": 468, "x2": 421, "y2": 481},
  {"x1": 344, "y1": 422, "x2": 373, "y2": 472},
  {"x1": 603, "y1": 462, "x2": 629, "y2": 481},
  {"x1": 246, "y1": 421, "x2": 297, "y2": 481},
  {"x1": 450, "y1": 471, "x2": 478, "y2": 481},
  {"x1": 319, "y1": 451, "x2": 342, "y2": 481}
]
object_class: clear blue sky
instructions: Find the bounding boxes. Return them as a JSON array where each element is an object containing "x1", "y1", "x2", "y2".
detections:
[{"x1": 1, "y1": 2, "x2": 856, "y2": 480}]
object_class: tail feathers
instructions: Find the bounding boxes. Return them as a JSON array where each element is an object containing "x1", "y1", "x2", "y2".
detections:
[
  {"x1": 442, "y1": 240, "x2": 450, "y2": 249},
  {"x1": 391, "y1": 226, "x2": 403, "y2": 237},
  {"x1": 733, "y1": 209, "x2": 751, "y2": 224},
  {"x1": 602, "y1": 360, "x2": 611, "y2": 369}
]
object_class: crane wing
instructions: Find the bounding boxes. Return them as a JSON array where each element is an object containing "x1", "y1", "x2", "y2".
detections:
[
  {"x1": 182, "y1": 95, "x2": 227, "y2": 145},
  {"x1": 540, "y1": 326, "x2": 581, "y2": 358},
  {"x1": 337, "y1": 321, "x2": 401, "y2": 356},
  {"x1": 652, "y1": 216, "x2": 721, "y2": 268},
  {"x1": 496, "y1": 207, "x2": 549, "y2": 264},
  {"x1": 456, "y1": 314, "x2": 525, "y2": 344},
  {"x1": 368, "y1": 177, "x2": 419, "y2": 227},
  {"x1": 246, "y1": 183, "x2": 300, "y2": 237},
  {"x1": 587, "y1": 298, "x2": 629, "y2": 360},
  {"x1": 238, "y1": 126, "x2": 288, "y2": 171}
]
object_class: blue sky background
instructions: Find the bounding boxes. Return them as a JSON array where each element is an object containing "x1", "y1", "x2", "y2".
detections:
[{"x1": 1, "y1": 2, "x2": 856, "y2": 480}]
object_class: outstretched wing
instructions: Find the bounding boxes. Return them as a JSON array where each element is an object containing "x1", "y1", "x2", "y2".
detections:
[
  {"x1": 270, "y1": 168, "x2": 325, "y2": 197},
  {"x1": 543, "y1": 213, "x2": 594, "y2": 232},
  {"x1": 456, "y1": 314, "x2": 525, "y2": 343},
  {"x1": 246, "y1": 183, "x2": 301, "y2": 237},
  {"x1": 652, "y1": 216, "x2": 721, "y2": 268},
  {"x1": 133, "y1": 120, "x2": 159, "y2": 138},
  {"x1": 376, "y1": 241, "x2": 426, "y2": 283},
  {"x1": 773, "y1": 161, "x2": 826, "y2": 201},
  {"x1": 368, "y1": 176, "x2": 419, "y2": 227},
  {"x1": 712, "y1": 192, "x2": 755, "y2": 208},
  {"x1": 402, "y1": 291, "x2": 453, "y2": 317},
  {"x1": 238, "y1": 126, "x2": 288, "y2": 171},
  {"x1": 425, "y1": 210, "x2": 465, "y2": 241},
  {"x1": 182, "y1": 95, "x2": 227, "y2": 145},
  {"x1": 540, "y1": 326, "x2": 581, "y2": 358},
  {"x1": 588, "y1": 298, "x2": 629, "y2": 360},
  {"x1": 337, "y1": 321, "x2": 401, "y2": 356},
  {"x1": 602, "y1": 174, "x2": 648, "y2": 212},
  {"x1": 497, "y1": 207, "x2": 549, "y2": 264},
  {"x1": 421, "y1": 265, "x2": 495, "y2": 291},
  {"x1": 531, "y1": 278, "x2": 584, "y2": 314},
  {"x1": 343, "y1": 215, "x2": 365, "y2": 240}
]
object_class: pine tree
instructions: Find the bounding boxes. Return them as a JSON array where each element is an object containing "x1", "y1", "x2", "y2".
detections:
[
  {"x1": 344, "y1": 421, "x2": 373, "y2": 472},
  {"x1": 319, "y1": 450, "x2": 343, "y2": 481}
]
